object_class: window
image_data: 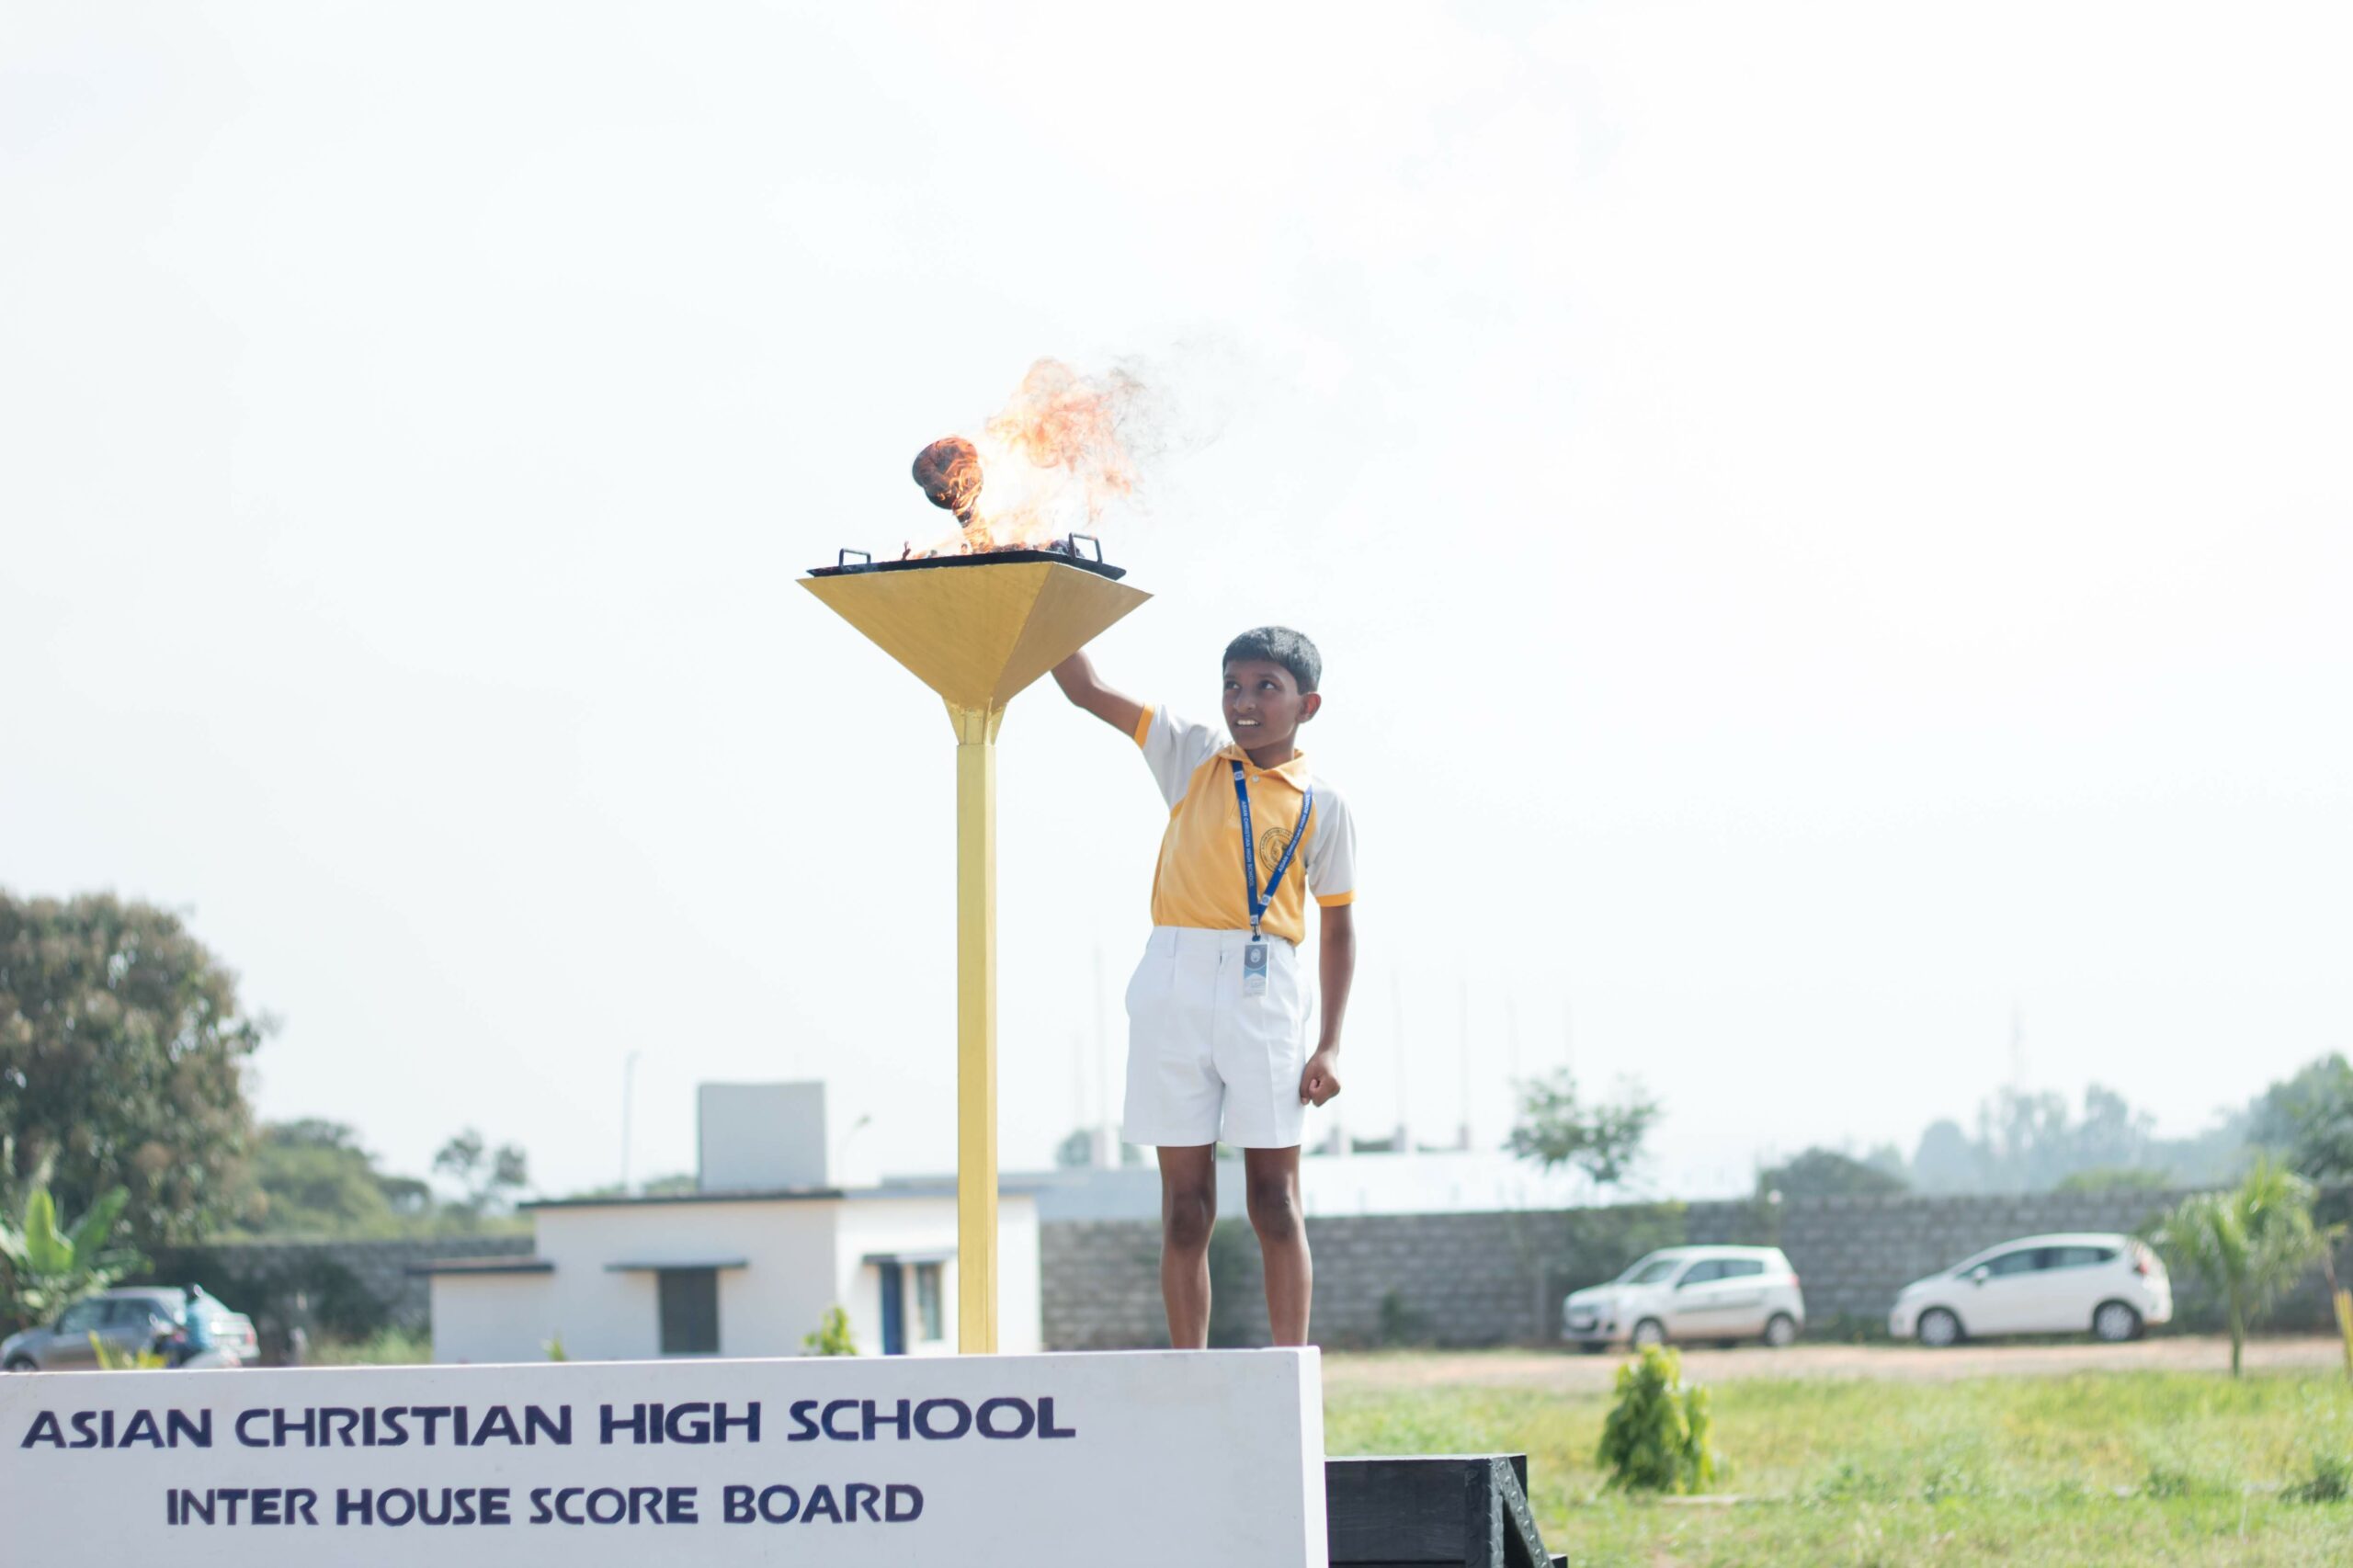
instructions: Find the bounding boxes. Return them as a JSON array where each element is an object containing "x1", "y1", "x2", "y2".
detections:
[
  {"x1": 1622, "y1": 1256, "x2": 1683, "y2": 1286},
  {"x1": 55, "y1": 1300, "x2": 107, "y2": 1334},
  {"x1": 1676, "y1": 1260, "x2": 1724, "y2": 1289},
  {"x1": 657, "y1": 1268, "x2": 720, "y2": 1356},
  {"x1": 1983, "y1": 1249, "x2": 2045, "y2": 1277},
  {"x1": 915, "y1": 1263, "x2": 944, "y2": 1343},
  {"x1": 2048, "y1": 1246, "x2": 2116, "y2": 1269},
  {"x1": 1717, "y1": 1259, "x2": 1767, "y2": 1280}
]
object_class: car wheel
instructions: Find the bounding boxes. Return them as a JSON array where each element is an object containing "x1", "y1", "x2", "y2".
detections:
[
  {"x1": 1915, "y1": 1308, "x2": 1961, "y2": 1348},
  {"x1": 3, "y1": 1357, "x2": 36, "y2": 1372},
  {"x1": 2092, "y1": 1301, "x2": 2143, "y2": 1344},
  {"x1": 1631, "y1": 1319, "x2": 1667, "y2": 1349},
  {"x1": 1763, "y1": 1313, "x2": 1799, "y2": 1349}
]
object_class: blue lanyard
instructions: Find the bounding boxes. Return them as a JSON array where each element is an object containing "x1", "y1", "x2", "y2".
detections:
[{"x1": 1232, "y1": 759, "x2": 1313, "y2": 939}]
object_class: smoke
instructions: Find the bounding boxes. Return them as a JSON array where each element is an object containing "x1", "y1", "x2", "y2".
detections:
[{"x1": 910, "y1": 342, "x2": 1235, "y2": 556}]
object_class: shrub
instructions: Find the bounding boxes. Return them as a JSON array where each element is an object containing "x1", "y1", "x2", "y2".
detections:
[
  {"x1": 802, "y1": 1305, "x2": 857, "y2": 1357},
  {"x1": 1375, "y1": 1289, "x2": 1430, "y2": 1347},
  {"x1": 307, "y1": 1326, "x2": 430, "y2": 1366},
  {"x1": 1597, "y1": 1345, "x2": 1718, "y2": 1494},
  {"x1": 2284, "y1": 1452, "x2": 2351, "y2": 1505},
  {"x1": 91, "y1": 1334, "x2": 168, "y2": 1371}
]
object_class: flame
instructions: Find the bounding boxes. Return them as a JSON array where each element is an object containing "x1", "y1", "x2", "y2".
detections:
[{"x1": 909, "y1": 359, "x2": 1146, "y2": 558}]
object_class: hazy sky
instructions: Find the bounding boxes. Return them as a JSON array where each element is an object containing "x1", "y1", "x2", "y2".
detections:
[{"x1": 6, "y1": 3, "x2": 2348, "y2": 1200}]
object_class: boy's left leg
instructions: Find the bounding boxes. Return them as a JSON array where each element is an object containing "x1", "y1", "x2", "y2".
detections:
[{"x1": 1244, "y1": 1145, "x2": 1311, "y2": 1346}]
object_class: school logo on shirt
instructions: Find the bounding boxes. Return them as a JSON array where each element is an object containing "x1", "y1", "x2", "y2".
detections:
[{"x1": 1260, "y1": 824, "x2": 1294, "y2": 870}]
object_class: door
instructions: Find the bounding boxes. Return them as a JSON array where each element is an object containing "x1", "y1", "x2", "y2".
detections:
[
  {"x1": 1962, "y1": 1247, "x2": 2049, "y2": 1334},
  {"x1": 1664, "y1": 1259, "x2": 1730, "y2": 1336},
  {"x1": 1706, "y1": 1258, "x2": 1772, "y2": 1334},
  {"x1": 97, "y1": 1298, "x2": 168, "y2": 1363},
  {"x1": 879, "y1": 1262, "x2": 905, "y2": 1357},
  {"x1": 2034, "y1": 1245, "x2": 2116, "y2": 1333},
  {"x1": 43, "y1": 1298, "x2": 111, "y2": 1369}
]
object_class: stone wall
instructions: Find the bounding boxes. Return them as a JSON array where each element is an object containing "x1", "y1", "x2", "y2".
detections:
[{"x1": 1040, "y1": 1189, "x2": 2344, "y2": 1350}]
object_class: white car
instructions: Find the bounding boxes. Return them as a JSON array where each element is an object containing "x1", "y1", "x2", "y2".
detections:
[
  {"x1": 1888, "y1": 1233, "x2": 2172, "y2": 1346},
  {"x1": 1561, "y1": 1245, "x2": 1805, "y2": 1353}
]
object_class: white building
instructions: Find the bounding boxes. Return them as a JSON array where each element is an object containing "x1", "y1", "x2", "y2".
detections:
[{"x1": 420, "y1": 1083, "x2": 1040, "y2": 1362}]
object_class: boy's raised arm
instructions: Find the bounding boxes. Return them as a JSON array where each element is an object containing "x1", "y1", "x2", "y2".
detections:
[{"x1": 1051, "y1": 650, "x2": 1147, "y2": 740}]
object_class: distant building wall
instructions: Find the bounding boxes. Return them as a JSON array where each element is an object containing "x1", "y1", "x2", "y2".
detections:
[{"x1": 1040, "y1": 1188, "x2": 2346, "y2": 1350}]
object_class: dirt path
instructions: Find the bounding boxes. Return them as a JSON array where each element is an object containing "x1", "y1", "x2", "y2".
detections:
[{"x1": 1324, "y1": 1335, "x2": 2347, "y2": 1393}]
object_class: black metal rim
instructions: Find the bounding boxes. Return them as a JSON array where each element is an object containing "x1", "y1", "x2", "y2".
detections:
[{"x1": 810, "y1": 547, "x2": 1125, "y2": 581}]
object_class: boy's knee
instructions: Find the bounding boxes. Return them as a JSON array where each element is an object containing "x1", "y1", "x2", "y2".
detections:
[
  {"x1": 1245, "y1": 1176, "x2": 1302, "y2": 1241},
  {"x1": 1163, "y1": 1187, "x2": 1216, "y2": 1251}
]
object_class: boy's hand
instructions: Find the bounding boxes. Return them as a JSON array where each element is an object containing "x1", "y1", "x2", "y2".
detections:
[{"x1": 1299, "y1": 1048, "x2": 1342, "y2": 1107}]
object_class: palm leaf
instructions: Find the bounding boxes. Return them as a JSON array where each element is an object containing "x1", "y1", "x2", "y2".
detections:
[
  {"x1": 66, "y1": 1187, "x2": 129, "y2": 1256},
  {"x1": 22, "y1": 1189, "x2": 72, "y2": 1277}
]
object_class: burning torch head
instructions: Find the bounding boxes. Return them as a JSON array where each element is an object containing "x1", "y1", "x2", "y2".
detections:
[{"x1": 912, "y1": 436, "x2": 983, "y2": 527}]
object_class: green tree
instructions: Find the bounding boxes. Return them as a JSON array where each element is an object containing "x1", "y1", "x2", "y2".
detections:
[
  {"x1": 237, "y1": 1120, "x2": 437, "y2": 1237},
  {"x1": 0, "y1": 1181, "x2": 145, "y2": 1335},
  {"x1": 2154, "y1": 1159, "x2": 2328, "y2": 1377},
  {"x1": 2251, "y1": 1055, "x2": 2353, "y2": 1189},
  {"x1": 1506, "y1": 1069, "x2": 1658, "y2": 1187},
  {"x1": 2053, "y1": 1165, "x2": 2173, "y2": 1196},
  {"x1": 1756, "y1": 1147, "x2": 1907, "y2": 1199},
  {"x1": 432, "y1": 1129, "x2": 531, "y2": 1222},
  {"x1": 0, "y1": 892, "x2": 262, "y2": 1248}
]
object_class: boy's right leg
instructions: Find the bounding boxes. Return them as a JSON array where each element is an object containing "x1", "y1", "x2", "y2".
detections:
[{"x1": 1157, "y1": 1143, "x2": 1218, "y2": 1348}]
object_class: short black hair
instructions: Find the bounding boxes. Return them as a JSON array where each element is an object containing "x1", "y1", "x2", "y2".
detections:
[{"x1": 1222, "y1": 626, "x2": 1322, "y2": 694}]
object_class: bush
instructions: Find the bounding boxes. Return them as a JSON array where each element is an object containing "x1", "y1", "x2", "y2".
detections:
[
  {"x1": 1375, "y1": 1289, "x2": 1430, "y2": 1347},
  {"x1": 307, "y1": 1326, "x2": 430, "y2": 1366},
  {"x1": 802, "y1": 1305, "x2": 857, "y2": 1357},
  {"x1": 1597, "y1": 1345, "x2": 1718, "y2": 1494},
  {"x1": 2284, "y1": 1452, "x2": 2351, "y2": 1505}
]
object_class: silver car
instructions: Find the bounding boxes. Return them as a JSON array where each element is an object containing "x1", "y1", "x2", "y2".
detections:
[{"x1": 2, "y1": 1286, "x2": 258, "y2": 1371}]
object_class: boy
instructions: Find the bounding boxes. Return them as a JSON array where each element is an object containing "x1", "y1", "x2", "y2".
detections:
[{"x1": 1051, "y1": 627, "x2": 1357, "y2": 1347}]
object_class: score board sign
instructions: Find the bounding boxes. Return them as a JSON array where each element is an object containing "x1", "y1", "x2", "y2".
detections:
[{"x1": 0, "y1": 1346, "x2": 1325, "y2": 1566}]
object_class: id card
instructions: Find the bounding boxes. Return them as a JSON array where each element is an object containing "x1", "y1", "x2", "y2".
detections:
[{"x1": 1242, "y1": 938, "x2": 1269, "y2": 996}]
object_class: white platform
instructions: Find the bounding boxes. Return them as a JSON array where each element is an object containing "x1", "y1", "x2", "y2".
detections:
[{"x1": 1, "y1": 1347, "x2": 1325, "y2": 1566}]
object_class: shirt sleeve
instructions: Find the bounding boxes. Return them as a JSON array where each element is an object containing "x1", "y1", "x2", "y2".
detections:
[
  {"x1": 1304, "y1": 783, "x2": 1357, "y2": 907},
  {"x1": 1134, "y1": 704, "x2": 1226, "y2": 809}
]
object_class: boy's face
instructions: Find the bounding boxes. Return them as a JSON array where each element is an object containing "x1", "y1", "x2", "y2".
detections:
[{"x1": 1223, "y1": 658, "x2": 1320, "y2": 749}]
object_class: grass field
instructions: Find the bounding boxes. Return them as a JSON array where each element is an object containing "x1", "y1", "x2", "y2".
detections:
[{"x1": 1324, "y1": 1352, "x2": 2353, "y2": 1566}]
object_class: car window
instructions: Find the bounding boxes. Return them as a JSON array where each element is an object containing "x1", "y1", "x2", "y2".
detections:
[
  {"x1": 56, "y1": 1300, "x2": 107, "y2": 1333},
  {"x1": 1677, "y1": 1260, "x2": 1723, "y2": 1288},
  {"x1": 1718, "y1": 1258, "x2": 1766, "y2": 1279},
  {"x1": 2047, "y1": 1245, "x2": 2116, "y2": 1269},
  {"x1": 1622, "y1": 1256, "x2": 1683, "y2": 1286},
  {"x1": 1984, "y1": 1248, "x2": 2047, "y2": 1277},
  {"x1": 105, "y1": 1299, "x2": 161, "y2": 1325}
]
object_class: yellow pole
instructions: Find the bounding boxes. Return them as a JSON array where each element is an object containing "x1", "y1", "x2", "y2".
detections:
[{"x1": 952, "y1": 703, "x2": 1002, "y2": 1352}]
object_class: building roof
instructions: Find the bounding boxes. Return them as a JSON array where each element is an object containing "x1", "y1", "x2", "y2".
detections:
[
  {"x1": 405, "y1": 1257, "x2": 556, "y2": 1277},
  {"x1": 523, "y1": 1186, "x2": 846, "y2": 1210},
  {"x1": 524, "y1": 1178, "x2": 1050, "y2": 1211}
]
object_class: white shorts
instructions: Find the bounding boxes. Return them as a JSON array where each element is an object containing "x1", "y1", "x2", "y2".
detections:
[{"x1": 1120, "y1": 926, "x2": 1312, "y2": 1150}]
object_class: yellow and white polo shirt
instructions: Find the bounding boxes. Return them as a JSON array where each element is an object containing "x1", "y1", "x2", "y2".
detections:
[{"x1": 1132, "y1": 704, "x2": 1357, "y2": 946}]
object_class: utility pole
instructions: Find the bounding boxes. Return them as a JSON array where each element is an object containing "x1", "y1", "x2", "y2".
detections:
[
  {"x1": 1458, "y1": 976, "x2": 1472, "y2": 1152},
  {"x1": 1095, "y1": 944, "x2": 1116, "y2": 1168},
  {"x1": 620, "y1": 1050, "x2": 641, "y2": 1195},
  {"x1": 1392, "y1": 970, "x2": 1409, "y2": 1155}
]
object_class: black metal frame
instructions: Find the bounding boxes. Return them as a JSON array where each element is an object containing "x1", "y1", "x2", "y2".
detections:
[{"x1": 808, "y1": 534, "x2": 1124, "y2": 580}]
